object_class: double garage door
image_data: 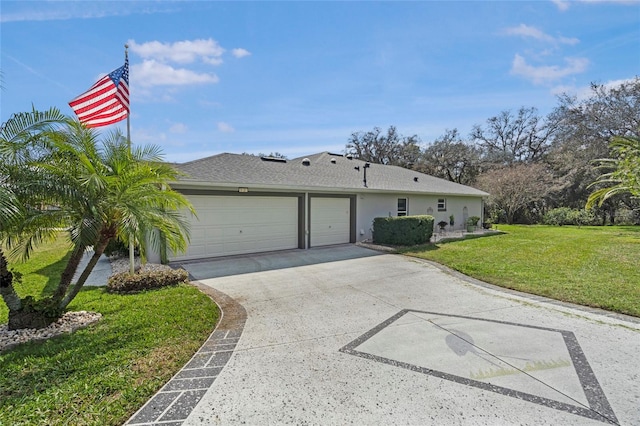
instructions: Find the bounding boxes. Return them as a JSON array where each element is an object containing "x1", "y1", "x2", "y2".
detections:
[{"x1": 171, "y1": 194, "x2": 351, "y2": 261}]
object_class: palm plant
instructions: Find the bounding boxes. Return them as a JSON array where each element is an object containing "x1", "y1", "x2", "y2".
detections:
[
  {"x1": 1, "y1": 112, "x2": 195, "y2": 329},
  {"x1": 586, "y1": 135, "x2": 640, "y2": 209},
  {"x1": 1, "y1": 107, "x2": 67, "y2": 319}
]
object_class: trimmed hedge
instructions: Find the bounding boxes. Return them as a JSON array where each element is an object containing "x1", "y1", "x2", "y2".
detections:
[
  {"x1": 373, "y1": 215, "x2": 434, "y2": 245},
  {"x1": 107, "y1": 268, "x2": 189, "y2": 294}
]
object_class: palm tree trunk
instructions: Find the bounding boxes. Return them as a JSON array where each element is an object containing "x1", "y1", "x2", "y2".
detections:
[
  {"x1": 58, "y1": 236, "x2": 111, "y2": 310},
  {"x1": 0, "y1": 248, "x2": 22, "y2": 312},
  {"x1": 51, "y1": 245, "x2": 86, "y2": 303}
]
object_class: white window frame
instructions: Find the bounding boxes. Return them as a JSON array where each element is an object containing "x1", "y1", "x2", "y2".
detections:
[
  {"x1": 437, "y1": 198, "x2": 446, "y2": 212},
  {"x1": 397, "y1": 198, "x2": 408, "y2": 216}
]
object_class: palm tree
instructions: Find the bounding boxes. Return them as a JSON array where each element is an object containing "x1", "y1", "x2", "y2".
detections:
[
  {"x1": 586, "y1": 135, "x2": 640, "y2": 209},
  {"x1": 1, "y1": 107, "x2": 68, "y2": 319},
  {"x1": 2, "y1": 113, "x2": 195, "y2": 329}
]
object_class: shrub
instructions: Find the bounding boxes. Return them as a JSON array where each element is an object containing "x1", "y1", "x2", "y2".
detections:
[
  {"x1": 467, "y1": 216, "x2": 481, "y2": 226},
  {"x1": 543, "y1": 207, "x2": 573, "y2": 226},
  {"x1": 615, "y1": 208, "x2": 640, "y2": 225},
  {"x1": 104, "y1": 239, "x2": 128, "y2": 257},
  {"x1": 104, "y1": 239, "x2": 139, "y2": 258},
  {"x1": 373, "y1": 215, "x2": 434, "y2": 245},
  {"x1": 543, "y1": 208, "x2": 597, "y2": 226},
  {"x1": 107, "y1": 268, "x2": 189, "y2": 294}
]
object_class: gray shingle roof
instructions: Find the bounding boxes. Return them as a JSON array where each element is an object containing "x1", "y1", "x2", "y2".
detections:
[{"x1": 174, "y1": 152, "x2": 488, "y2": 197}]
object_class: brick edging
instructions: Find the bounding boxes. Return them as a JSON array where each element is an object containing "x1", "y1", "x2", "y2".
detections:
[{"x1": 126, "y1": 279, "x2": 247, "y2": 425}]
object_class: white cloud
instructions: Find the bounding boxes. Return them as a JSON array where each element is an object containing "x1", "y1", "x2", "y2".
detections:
[
  {"x1": 551, "y1": 0, "x2": 571, "y2": 11},
  {"x1": 511, "y1": 54, "x2": 589, "y2": 84},
  {"x1": 133, "y1": 128, "x2": 167, "y2": 143},
  {"x1": 231, "y1": 48, "x2": 252, "y2": 58},
  {"x1": 551, "y1": 0, "x2": 639, "y2": 10},
  {"x1": 132, "y1": 60, "x2": 219, "y2": 87},
  {"x1": 504, "y1": 24, "x2": 579, "y2": 45},
  {"x1": 579, "y1": 0, "x2": 640, "y2": 3},
  {"x1": 128, "y1": 39, "x2": 225, "y2": 65},
  {"x1": 169, "y1": 123, "x2": 188, "y2": 134},
  {"x1": 552, "y1": 77, "x2": 638, "y2": 100},
  {"x1": 0, "y1": 4, "x2": 161, "y2": 23},
  {"x1": 217, "y1": 122, "x2": 235, "y2": 133}
]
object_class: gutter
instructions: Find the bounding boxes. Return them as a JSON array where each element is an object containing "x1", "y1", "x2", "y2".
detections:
[{"x1": 170, "y1": 180, "x2": 488, "y2": 198}]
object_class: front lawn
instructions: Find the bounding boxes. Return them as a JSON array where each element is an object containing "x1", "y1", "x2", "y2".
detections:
[
  {"x1": 0, "y1": 237, "x2": 219, "y2": 425},
  {"x1": 401, "y1": 225, "x2": 640, "y2": 317}
]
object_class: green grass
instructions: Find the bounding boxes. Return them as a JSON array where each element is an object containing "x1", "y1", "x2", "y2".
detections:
[
  {"x1": 0, "y1": 237, "x2": 219, "y2": 425},
  {"x1": 401, "y1": 225, "x2": 640, "y2": 317}
]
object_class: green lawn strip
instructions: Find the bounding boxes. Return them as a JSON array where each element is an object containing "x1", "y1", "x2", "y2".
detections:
[
  {"x1": 0, "y1": 238, "x2": 219, "y2": 425},
  {"x1": 401, "y1": 225, "x2": 640, "y2": 317},
  {"x1": 1, "y1": 236, "x2": 73, "y2": 305}
]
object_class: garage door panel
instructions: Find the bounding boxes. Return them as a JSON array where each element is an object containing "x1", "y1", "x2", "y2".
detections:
[
  {"x1": 171, "y1": 195, "x2": 298, "y2": 261},
  {"x1": 310, "y1": 197, "x2": 351, "y2": 247}
]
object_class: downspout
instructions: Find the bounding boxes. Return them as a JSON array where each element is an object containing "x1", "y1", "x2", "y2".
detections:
[{"x1": 305, "y1": 192, "x2": 310, "y2": 249}]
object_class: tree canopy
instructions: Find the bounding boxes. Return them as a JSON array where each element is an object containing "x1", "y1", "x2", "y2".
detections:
[
  {"x1": 346, "y1": 126, "x2": 421, "y2": 168},
  {"x1": 345, "y1": 77, "x2": 640, "y2": 224}
]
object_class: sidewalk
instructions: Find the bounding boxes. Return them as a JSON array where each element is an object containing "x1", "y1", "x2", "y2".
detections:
[{"x1": 72, "y1": 249, "x2": 113, "y2": 286}]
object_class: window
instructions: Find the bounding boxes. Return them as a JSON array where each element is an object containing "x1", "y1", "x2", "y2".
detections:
[
  {"x1": 437, "y1": 198, "x2": 446, "y2": 212},
  {"x1": 397, "y1": 198, "x2": 407, "y2": 216}
]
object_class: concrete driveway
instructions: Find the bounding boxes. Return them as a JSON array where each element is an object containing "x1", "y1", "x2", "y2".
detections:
[{"x1": 131, "y1": 245, "x2": 640, "y2": 425}]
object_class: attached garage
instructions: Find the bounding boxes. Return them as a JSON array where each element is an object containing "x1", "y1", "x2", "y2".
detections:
[
  {"x1": 309, "y1": 197, "x2": 352, "y2": 247},
  {"x1": 171, "y1": 194, "x2": 300, "y2": 261},
  {"x1": 155, "y1": 152, "x2": 488, "y2": 264}
]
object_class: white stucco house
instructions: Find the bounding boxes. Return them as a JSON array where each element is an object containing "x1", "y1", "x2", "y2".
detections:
[{"x1": 150, "y1": 151, "x2": 489, "y2": 262}]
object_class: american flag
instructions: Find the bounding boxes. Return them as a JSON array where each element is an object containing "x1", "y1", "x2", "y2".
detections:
[{"x1": 69, "y1": 59, "x2": 129, "y2": 128}]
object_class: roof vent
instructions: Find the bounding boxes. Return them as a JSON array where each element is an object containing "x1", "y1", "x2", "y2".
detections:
[
  {"x1": 414, "y1": 177, "x2": 419, "y2": 182},
  {"x1": 302, "y1": 158, "x2": 311, "y2": 166},
  {"x1": 330, "y1": 158, "x2": 337, "y2": 164},
  {"x1": 260, "y1": 156, "x2": 287, "y2": 163},
  {"x1": 346, "y1": 154, "x2": 353, "y2": 160}
]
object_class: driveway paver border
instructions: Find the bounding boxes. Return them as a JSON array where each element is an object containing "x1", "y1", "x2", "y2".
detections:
[{"x1": 126, "y1": 279, "x2": 246, "y2": 426}]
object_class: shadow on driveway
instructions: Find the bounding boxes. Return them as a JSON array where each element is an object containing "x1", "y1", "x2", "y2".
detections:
[{"x1": 172, "y1": 244, "x2": 383, "y2": 280}]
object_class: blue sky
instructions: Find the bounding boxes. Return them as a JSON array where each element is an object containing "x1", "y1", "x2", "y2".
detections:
[{"x1": 2, "y1": 1, "x2": 639, "y2": 163}]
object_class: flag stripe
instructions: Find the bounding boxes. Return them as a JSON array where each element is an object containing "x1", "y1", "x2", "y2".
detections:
[
  {"x1": 80, "y1": 102, "x2": 127, "y2": 122},
  {"x1": 77, "y1": 99, "x2": 121, "y2": 121},
  {"x1": 68, "y1": 76, "x2": 113, "y2": 107},
  {"x1": 69, "y1": 60, "x2": 129, "y2": 128},
  {"x1": 74, "y1": 92, "x2": 118, "y2": 117}
]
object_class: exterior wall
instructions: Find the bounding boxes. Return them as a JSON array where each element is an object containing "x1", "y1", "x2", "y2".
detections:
[
  {"x1": 355, "y1": 193, "x2": 484, "y2": 242},
  {"x1": 153, "y1": 184, "x2": 485, "y2": 262}
]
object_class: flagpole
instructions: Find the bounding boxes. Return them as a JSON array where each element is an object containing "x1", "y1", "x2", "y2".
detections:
[{"x1": 125, "y1": 43, "x2": 135, "y2": 275}]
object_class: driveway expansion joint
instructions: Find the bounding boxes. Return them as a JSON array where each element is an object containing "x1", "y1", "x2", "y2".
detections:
[{"x1": 125, "y1": 280, "x2": 246, "y2": 426}]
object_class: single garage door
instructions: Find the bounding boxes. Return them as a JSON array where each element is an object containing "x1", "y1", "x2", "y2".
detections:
[
  {"x1": 172, "y1": 195, "x2": 298, "y2": 261},
  {"x1": 310, "y1": 197, "x2": 350, "y2": 247}
]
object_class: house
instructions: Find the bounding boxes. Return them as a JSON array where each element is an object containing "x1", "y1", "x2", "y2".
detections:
[{"x1": 151, "y1": 152, "x2": 489, "y2": 262}]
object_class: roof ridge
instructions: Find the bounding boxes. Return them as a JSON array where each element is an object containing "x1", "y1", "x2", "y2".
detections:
[{"x1": 179, "y1": 152, "x2": 234, "y2": 166}]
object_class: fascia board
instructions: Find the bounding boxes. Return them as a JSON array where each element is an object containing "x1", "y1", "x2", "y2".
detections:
[{"x1": 170, "y1": 180, "x2": 488, "y2": 198}]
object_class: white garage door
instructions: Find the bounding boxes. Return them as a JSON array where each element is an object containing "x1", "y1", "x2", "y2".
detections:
[
  {"x1": 172, "y1": 195, "x2": 298, "y2": 261},
  {"x1": 310, "y1": 197, "x2": 351, "y2": 247}
]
